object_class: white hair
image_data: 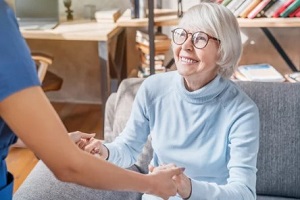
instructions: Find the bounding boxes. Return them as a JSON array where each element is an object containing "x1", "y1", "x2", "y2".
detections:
[{"x1": 179, "y1": 2, "x2": 242, "y2": 78}]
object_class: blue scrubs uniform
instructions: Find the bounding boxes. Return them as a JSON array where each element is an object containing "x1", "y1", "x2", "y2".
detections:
[{"x1": 0, "y1": 1, "x2": 40, "y2": 199}]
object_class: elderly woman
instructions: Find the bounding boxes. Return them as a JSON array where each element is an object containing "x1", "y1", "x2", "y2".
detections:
[
  {"x1": 0, "y1": 1, "x2": 183, "y2": 199},
  {"x1": 87, "y1": 2, "x2": 259, "y2": 200}
]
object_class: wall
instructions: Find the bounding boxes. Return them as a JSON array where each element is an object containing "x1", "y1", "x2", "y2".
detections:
[{"x1": 6, "y1": 0, "x2": 130, "y2": 19}]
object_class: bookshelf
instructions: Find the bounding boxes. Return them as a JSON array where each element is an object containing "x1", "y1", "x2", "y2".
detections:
[
  {"x1": 117, "y1": 6, "x2": 300, "y2": 74},
  {"x1": 118, "y1": 9, "x2": 300, "y2": 28}
]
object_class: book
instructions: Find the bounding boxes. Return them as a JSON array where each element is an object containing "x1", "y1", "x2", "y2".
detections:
[
  {"x1": 226, "y1": 0, "x2": 246, "y2": 13},
  {"x1": 136, "y1": 30, "x2": 171, "y2": 54},
  {"x1": 233, "y1": 70, "x2": 249, "y2": 81},
  {"x1": 240, "y1": 0, "x2": 262, "y2": 18},
  {"x1": 136, "y1": 43, "x2": 170, "y2": 55},
  {"x1": 233, "y1": 0, "x2": 253, "y2": 17},
  {"x1": 136, "y1": 38, "x2": 171, "y2": 49},
  {"x1": 272, "y1": 0, "x2": 295, "y2": 17},
  {"x1": 255, "y1": 0, "x2": 278, "y2": 18},
  {"x1": 144, "y1": 54, "x2": 165, "y2": 61},
  {"x1": 280, "y1": 0, "x2": 300, "y2": 17},
  {"x1": 222, "y1": 0, "x2": 233, "y2": 6},
  {"x1": 296, "y1": 7, "x2": 300, "y2": 15},
  {"x1": 248, "y1": 0, "x2": 272, "y2": 19},
  {"x1": 236, "y1": 64, "x2": 285, "y2": 82},
  {"x1": 284, "y1": 72, "x2": 300, "y2": 82},
  {"x1": 289, "y1": 6, "x2": 300, "y2": 16},
  {"x1": 137, "y1": 66, "x2": 166, "y2": 78},
  {"x1": 141, "y1": 56, "x2": 164, "y2": 66},
  {"x1": 265, "y1": 0, "x2": 286, "y2": 17},
  {"x1": 94, "y1": 9, "x2": 121, "y2": 23},
  {"x1": 136, "y1": 30, "x2": 169, "y2": 41},
  {"x1": 295, "y1": 6, "x2": 300, "y2": 16}
]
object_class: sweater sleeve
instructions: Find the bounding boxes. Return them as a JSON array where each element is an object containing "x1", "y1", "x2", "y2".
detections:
[
  {"x1": 105, "y1": 82, "x2": 150, "y2": 168},
  {"x1": 187, "y1": 103, "x2": 259, "y2": 200}
]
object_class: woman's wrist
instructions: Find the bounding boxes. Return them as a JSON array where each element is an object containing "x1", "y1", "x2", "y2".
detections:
[
  {"x1": 99, "y1": 144, "x2": 109, "y2": 160},
  {"x1": 182, "y1": 178, "x2": 192, "y2": 200}
]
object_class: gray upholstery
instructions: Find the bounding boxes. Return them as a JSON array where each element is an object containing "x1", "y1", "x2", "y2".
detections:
[
  {"x1": 13, "y1": 161, "x2": 142, "y2": 200},
  {"x1": 13, "y1": 78, "x2": 300, "y2": 200},
  {"x1": 237, "y1": 82, "x2": 300, "y2": 199}
]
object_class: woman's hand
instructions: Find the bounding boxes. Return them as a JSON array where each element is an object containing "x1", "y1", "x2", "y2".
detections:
[
  {"x1": 146, "y1": 164, "x2": 184, "y2": 200},
  {"x1": 149, "y1": 164, "x2": 192, "y2": 199},
  {"x1": 68, "y1": 131, "x2": 95, "y2": 144},
  {"x1": 82, "y1": 137, "x2": 109, "y2": 159},
  {"x1": 68, "y1": 131, "x2": 109, "y2": 159},
  {"x1": 68, "y1": 131, "x2": 97, "y2": 152}
]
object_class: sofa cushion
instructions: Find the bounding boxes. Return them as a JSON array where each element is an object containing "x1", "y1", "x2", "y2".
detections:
[
  {"x1": 236, "y1": 82, "x2": 300, "y2": 199},
  {"x1": 257, "y1": 195, "x2": 299, "y2": 200},
  {"x1": 13, "y1": 161, "x2": 142, "y2": 200}
]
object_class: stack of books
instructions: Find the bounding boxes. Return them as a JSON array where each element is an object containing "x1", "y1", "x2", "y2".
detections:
[
  {"x1": 220, "y1": 0, "x2": 300, "y2": 18},
  {"x1": 135, "y1": 30, "x2": 171, "y2": 77},
  {"x1": 94, "y1": 9, "x2": 121, "y2": 23},
  {"x1": 233, "y1": 63, "x2": 286, "y2": 82}
]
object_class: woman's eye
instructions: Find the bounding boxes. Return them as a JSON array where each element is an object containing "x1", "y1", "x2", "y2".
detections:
[
  {"x1": 195, "y1": 36, "x2": 206, "y2": 42},
  {"x1": 179, "y1": 32, "x2": 186, "y2": 37}
]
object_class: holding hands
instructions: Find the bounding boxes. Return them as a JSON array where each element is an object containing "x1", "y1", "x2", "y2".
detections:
[
  {"x1": 69, "y1": 131, "x2": 184, "y2": 199},
  {"x1": 68, "y1": 131, "x2": 109, "y2": 159},
  {"x1": 149, "y1": 164, "x2": 192, "y2": 199}
]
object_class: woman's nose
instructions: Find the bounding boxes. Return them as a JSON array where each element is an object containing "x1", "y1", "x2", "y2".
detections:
[{"x1": 181, "y1": 35, "x2": 193, "y2": 50}]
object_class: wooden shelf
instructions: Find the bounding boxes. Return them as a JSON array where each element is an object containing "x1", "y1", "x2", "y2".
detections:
[
  {"x1": 117, "y1": 9, "x2": 300, "y2": 28},
  {"x1": 237, "y1": 18, "x2": 300, "y2": 28}
]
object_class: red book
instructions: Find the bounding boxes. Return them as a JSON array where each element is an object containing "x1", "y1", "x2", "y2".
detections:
[
  {"x1": 272, "y1": 0, "x2": 295, "y2": 17},
  {"x1": 295, "y1": 7, "x2": 300, "y2": 16},
  {"x1": 288, "y1": 4, "x2": 300, "y2": 17}
]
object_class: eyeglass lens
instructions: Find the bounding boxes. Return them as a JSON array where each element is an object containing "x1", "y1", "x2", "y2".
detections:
[{"x1": 172, "y1": 28, "x2": 209, "y2": 49}]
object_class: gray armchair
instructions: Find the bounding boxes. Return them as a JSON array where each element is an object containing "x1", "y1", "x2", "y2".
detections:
[{"x1": 14, "y1": 78, "x2": 300, "y2": 200}]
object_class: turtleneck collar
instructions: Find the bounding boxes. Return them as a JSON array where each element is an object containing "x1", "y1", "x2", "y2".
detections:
[{"x1": 175, "y1": 71, "x2": 228, "y2": 104}]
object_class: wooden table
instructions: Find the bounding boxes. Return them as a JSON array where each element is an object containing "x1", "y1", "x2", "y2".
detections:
[{"x1": 21, "y1": 20, "x2": 126, "y2": 132}]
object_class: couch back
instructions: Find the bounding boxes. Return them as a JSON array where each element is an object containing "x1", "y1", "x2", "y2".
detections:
[{"x1": 104, "y1": 78, "x2": 300, "y2": 199}]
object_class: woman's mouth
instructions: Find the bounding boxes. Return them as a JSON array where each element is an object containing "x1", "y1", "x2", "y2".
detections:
[{"x1": 180, "y1": 56, "x2": 198, "y2": 64}]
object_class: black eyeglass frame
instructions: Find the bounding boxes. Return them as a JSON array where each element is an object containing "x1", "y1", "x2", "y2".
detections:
[{"x1": 171, "y1": 28, "x2": 220, "y2": 49}]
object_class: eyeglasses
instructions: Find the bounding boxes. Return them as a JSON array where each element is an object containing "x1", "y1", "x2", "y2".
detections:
[{"x1": 171, "y1": 28, "x2": 220, "y2": 49}]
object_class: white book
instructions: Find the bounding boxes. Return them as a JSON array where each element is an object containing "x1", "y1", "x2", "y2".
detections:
[
  {"x1": 237, "y1": 64, "x2": 285, "y2": 82},
  {"x1": 94, "y1": 9, "x2": 121, "y2": 23},
  {"x1": 226, "y1": 0, "x2": 246, "y2": 13},
  {"x1": 226, "y1": 0, "x2": 245, "y2": 12},
  {"x1": 234, "y1": 0, "x2": 252, "y2": 17},
  {"x1": 284, "y1": 72, "x2": 300, "y2": 83}
]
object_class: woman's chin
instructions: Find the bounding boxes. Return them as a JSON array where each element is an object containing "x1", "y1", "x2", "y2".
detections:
[{"x1": 177, "y1": 68, "x2": 194, "y2": 77}]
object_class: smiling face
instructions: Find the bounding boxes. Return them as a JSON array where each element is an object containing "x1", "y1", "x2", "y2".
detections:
[
  {"x1": 171, "y1": 3, "x2": 242, "y2": 90},
  {"x1": 172, "y1": 26, "x2": 220, "y2": 90}
]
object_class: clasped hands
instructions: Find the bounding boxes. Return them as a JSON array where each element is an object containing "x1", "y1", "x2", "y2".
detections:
[
  {"x1": 69, "y1": 131, "x2": 192, "y2": 199},
  {"x1": 68, "y1": 131, "x2": 108, "y2": 159}
]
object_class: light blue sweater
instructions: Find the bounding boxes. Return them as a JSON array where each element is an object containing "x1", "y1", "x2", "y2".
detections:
[{"x1": 105, "y1": 71, "x2": 259, "y2": 200}]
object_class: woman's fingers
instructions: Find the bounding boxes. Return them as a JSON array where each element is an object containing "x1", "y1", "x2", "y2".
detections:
[{"x1": 84, "y1": 139, "x2": 102, "y2": 154}]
